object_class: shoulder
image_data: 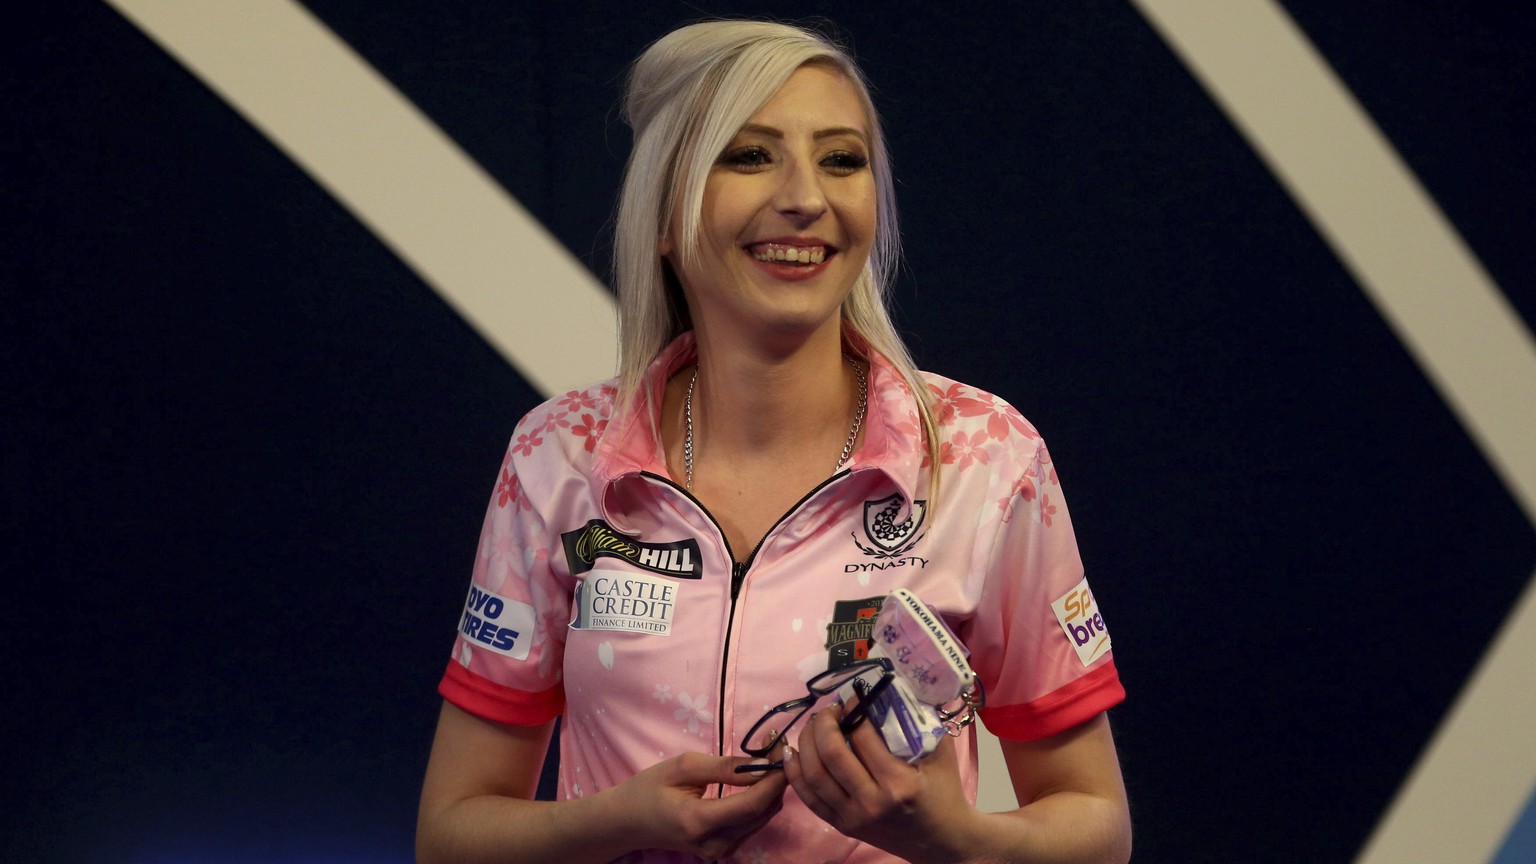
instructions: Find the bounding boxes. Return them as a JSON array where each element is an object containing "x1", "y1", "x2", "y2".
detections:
[
  {"x1": 919, "y1": 371, "x2": 1045, "y2": 456},
  {"x1": 918, "y1": 372, "x2": 1066, "y2": 530},
  {"x1": 504, "y1": 378, "x2": 620, "y2": 472}
]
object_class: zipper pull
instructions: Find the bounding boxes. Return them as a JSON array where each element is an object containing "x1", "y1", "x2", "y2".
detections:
[{"x1": 731, "y1": 561, "x2": 747, "y2": 599}]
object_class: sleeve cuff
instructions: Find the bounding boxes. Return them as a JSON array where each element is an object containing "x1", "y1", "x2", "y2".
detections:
[
  {"x1": 978, "y1": 659, "x2": 1125, "y2": 742},
  {"x1": 439, "y1": 661, "x2": 565, "y2": 727}
]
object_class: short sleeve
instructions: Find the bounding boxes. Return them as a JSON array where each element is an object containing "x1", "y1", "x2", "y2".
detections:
[
  {"x1": 965, "y1": 439, "x2": 1124, "y2": 742},
  {"x1": 437, "y1": 428, "x2": 573, "y2": 726}
]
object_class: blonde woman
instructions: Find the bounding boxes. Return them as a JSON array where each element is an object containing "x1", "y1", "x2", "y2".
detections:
[{"x1": 418, "y1": 20, "x2": 1130, "y2": 864}]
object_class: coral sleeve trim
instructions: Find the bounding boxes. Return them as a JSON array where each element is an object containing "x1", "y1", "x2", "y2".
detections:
[
  {"x1": 438, "y1": 662, "x2": 565, "y2": 727},
  {"x1": 979, "y1": 659, "x2": 1125, "y2": 742}
]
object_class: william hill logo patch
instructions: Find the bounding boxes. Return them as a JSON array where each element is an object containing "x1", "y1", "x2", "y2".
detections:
[{"x1": 561, "y1": 519, "x2": 702, "y2": 579}]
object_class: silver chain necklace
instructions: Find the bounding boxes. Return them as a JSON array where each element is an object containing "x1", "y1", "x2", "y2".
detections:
[{"x1": 683, "y1": 354, "x2": 867, "y2": 492}]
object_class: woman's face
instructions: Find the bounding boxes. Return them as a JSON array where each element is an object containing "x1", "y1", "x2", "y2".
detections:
[{"x1": 664, "y1": 63, "x2": 877, "y2": 349}]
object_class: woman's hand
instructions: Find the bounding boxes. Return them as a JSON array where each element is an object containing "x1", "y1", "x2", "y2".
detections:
[
  {"x1": 418, "y1": 704, "x2": 788, "y2": 864},
  {"x1": 784, "y1": 703, "x2": 976, "y2": 864},
  {"x1": 614, "y1": 751, "x2": 790, "y2": 861},
  {"x1": 785, "y1": 706, "x2": 1132, "y2": 864}
]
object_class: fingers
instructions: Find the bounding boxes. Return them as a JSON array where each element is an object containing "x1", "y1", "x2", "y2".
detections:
[
  {"x1": 699, "y1": 762, "x2": 786, "y2": 858},
  {"x1": 650, "y1": 753, "x2": 787, "y2": 859},
  {"x1": 787, "y1": 705, "x2": 877, "y2": 824},
  {"x1": 844, "y1": 707, "x2": 918, "y2": 787},
  {"x1": 787, "y1": 703, "x2": 948, "y2": 841},
  {"x1": 815, "y1": 705, "x2": 883, "y2": 799}
]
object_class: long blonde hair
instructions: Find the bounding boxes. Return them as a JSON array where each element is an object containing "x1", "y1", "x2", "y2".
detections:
[{"x1": 613, "y1": 20, "x2": 941, "y2": 483}]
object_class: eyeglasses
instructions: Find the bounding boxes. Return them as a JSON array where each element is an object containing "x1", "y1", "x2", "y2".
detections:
[{"x1": 733, "y1": 657, "x2": 895, "y2": 774}]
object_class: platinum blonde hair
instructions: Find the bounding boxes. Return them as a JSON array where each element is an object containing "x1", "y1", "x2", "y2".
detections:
[{"x1": 613, "y1": 20, "x2": 941, "y2": 480}]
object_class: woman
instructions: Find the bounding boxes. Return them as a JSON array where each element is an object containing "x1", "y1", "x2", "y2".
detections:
[{"x1": 418, "y1": 20, "x2": 1130, "y2": 864}]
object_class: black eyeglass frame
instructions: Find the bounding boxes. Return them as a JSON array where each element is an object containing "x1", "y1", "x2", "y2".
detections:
[{"x1": 733, "y1": 657, "x2": 895, "y2": 772}]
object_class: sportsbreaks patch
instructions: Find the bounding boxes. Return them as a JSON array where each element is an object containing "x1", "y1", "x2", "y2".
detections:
[
  {"x1": 459, "y1": 585, "x2": 537, "y2": 661},
  {"x1": 570, "y1": 570, "x2": 676, "y2": 635},
  {"x1": 1052, "y1": 577, "x2": 1111, "y2": 666},
  {"x1": 561, "y1": 519, "x2": 701, "y2": 579}
]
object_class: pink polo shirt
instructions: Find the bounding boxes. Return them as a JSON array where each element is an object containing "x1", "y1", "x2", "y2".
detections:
[{"x1": 439, "y1": 334, "x2": 1124, "y2": 863}]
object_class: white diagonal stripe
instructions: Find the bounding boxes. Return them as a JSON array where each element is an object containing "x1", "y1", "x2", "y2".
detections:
[
  {"x1": 107, "y1": 0, "x2": 617, "y2": 397},
  {"x1": 1131, "y1": 3, "x2": 1536, "y2": 863}
]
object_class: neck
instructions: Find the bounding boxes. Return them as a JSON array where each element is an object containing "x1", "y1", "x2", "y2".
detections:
[
  {"x1": 688, "y1": 323, "x2": 855, "y2": 457},
  {"x1": 678, "y1": 321, "x2": 872, "y2": 473}
]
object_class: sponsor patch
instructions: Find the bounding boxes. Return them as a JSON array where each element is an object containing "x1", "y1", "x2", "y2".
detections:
[
  {"x1": 561, "y1": 519, "x2": 701, "y2": 579},
  {"x1": 825, "y1": 595, "x2": 886, "y2": 667},
  {"x1": 1051, "y1": 577, "x2": 1111, "y2": 666},
  {"x1": 570, "y1": 569, "x2": 677, "y2": 636},
  {"x1": 459, "y1": 585, "x2": 537, "y2": 661},
  {"x1": 852, "y1": 494, "x2": 927, "y2": 559}
]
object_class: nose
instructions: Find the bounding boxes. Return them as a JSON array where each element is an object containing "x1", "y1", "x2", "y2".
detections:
[{"x1": 772, "y1": 157, "x2": 828, "y2": 224}]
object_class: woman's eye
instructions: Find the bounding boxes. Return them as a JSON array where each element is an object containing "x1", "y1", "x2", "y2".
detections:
[
  {"x1": 721, "y1": 146, "x2": 772, "y2": 170},
  {"x1": 822, "y1": 151, "x2": 870, "y2": 175}
]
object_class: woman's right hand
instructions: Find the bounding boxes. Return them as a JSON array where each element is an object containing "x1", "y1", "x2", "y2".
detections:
[
  {"x1": 418, "y1": 703, "x2": 787, "y2": 864},
  {"x1": 613, "y1": 751, "x2": 789, "y2": 860}
]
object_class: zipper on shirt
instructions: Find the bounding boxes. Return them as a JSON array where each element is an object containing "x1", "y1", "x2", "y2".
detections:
[
  {"x1": 641, "y1": 468, "x2": 854, "y2": 791},
  {"x1": 730, "y1": 561, "x2": 748, "y2": 600}
]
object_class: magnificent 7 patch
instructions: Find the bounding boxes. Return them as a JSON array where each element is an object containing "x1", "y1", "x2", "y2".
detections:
[{"x1": 825, "y1": 595, "x2": 887, "y2": 667}]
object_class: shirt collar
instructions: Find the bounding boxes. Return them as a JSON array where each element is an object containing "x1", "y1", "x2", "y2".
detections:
[{"x1": 592, "y1": 332, "x2": 927, "y2": 519}]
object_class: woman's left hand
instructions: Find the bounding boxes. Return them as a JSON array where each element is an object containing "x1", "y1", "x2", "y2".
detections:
[{"x1": 784, "y1": 702, "x2": 976, "y2": 864}]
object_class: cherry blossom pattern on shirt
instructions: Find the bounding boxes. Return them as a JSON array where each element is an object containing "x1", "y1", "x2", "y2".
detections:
[
  {"x1": 929, "y1": 381, "x2": 1039, "y2": 442},
  {"x1": 511, "y1": 429, "x2": 545, "y2": 458},
  {"x1": 556, "y1": 388, "x2": 599, "y2": 415},
  {"x1": 496, "y1": 466, "x2": 529, "y2": 512},
  {"x1": 673, "y1": 691, "x2": 712, "y2": 736},
  {"x1": 539, "y1": 383, "x2": 618, "y2": 454},
  {"x1": 539, "y1": 410, "x2": 572, "y2": 434},
  {"x1": 940, "y1": 428, "x2": 991, "y2": 472},
  {"x1": 571, "y1": 413, "x2": 608, "y2": 453},
  {"x1": 479, "y1": 517, "x2": 517, "y2": 592},
  {"x1": 525, "y1": 546, "x2": 564, "y2": 680},
  {"x1": 997, "y1": 442, "x2": 1060, "y2": 525}
]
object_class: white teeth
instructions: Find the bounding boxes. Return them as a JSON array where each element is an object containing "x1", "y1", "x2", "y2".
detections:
[{"x1": 752, "y1": 245, "x2": 827, "y2": 264}]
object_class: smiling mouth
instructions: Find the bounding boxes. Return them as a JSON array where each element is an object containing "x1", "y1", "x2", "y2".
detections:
[{"x1": 748, "y1": 243, "x2": 829, "y2": 265}]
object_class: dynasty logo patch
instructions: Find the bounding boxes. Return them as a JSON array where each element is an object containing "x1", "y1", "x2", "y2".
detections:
[
  {"x1": 851, "y1": 494, "x2": 927, "y2": 559},
  {"x1": 561, "y1": 519, "x2": 701, "y2": 579},
  {"x1": 825, "y1": 595, "x2": 887, "y2": 667}
]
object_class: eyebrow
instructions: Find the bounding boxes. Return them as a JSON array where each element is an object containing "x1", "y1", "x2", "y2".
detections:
[{"x1": 738, "y1": 123, "x2": 869, "y2": 143}]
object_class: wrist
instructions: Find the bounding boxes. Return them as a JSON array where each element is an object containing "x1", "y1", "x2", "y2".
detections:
[{"x1": 547, "y1": 783, "x2": 649, "y2": 862}]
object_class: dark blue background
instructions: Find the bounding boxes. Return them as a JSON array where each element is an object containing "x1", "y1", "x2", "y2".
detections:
[{"x1": 4, "y1": 3, "x2": 1533, "y2": 862}]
